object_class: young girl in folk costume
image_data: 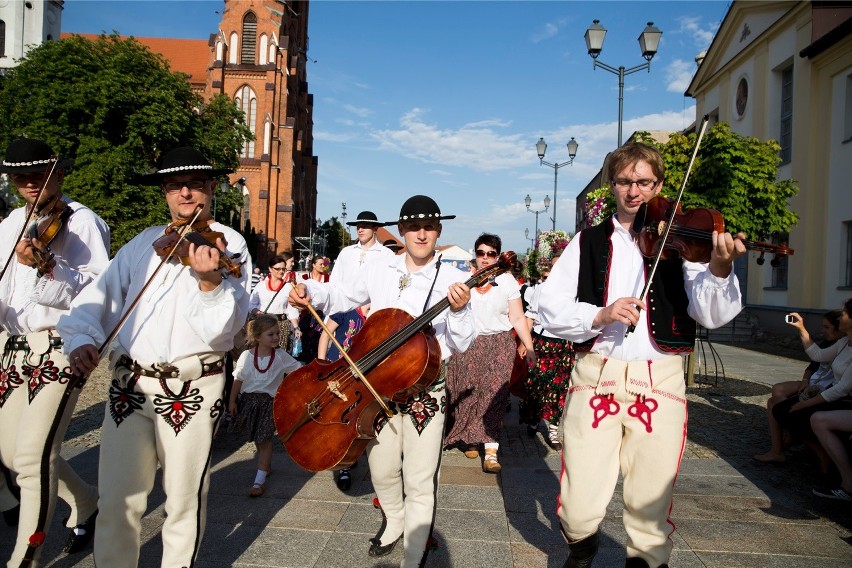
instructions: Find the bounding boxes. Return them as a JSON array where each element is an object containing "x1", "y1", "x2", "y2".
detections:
[{"x1": 229, "y1": 315, "x2": 302, "y2": 496}]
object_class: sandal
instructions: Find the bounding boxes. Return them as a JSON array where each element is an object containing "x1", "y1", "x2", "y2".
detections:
[{"x1": 249, "y1": 483, "x2": 266, "y2": 497}]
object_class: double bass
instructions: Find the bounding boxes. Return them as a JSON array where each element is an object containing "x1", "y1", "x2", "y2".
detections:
[{"x1": 273, "y1": 251, "x2": 517, "y2": 472}]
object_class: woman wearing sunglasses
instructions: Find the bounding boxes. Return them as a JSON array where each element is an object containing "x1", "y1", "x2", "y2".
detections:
[
  {"x1": 445, "y1": 233, "x2": 536, "y2": 473},
  {"x1": 247, "y1": 253, "x2": 300, "y2": 351}
]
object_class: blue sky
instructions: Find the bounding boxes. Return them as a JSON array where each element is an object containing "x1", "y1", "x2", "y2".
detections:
[{"x1": 62, "y1": 0, "x2": 730, "y2": 254}]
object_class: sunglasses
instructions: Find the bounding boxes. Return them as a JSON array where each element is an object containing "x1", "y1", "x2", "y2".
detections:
[{"x1": 475, "y1": 249, "x2": 498, "y2": 258}]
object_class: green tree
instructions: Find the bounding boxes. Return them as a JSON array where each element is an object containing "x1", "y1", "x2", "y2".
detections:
[
  {"x1": 318, "y1": 217, "x2": 350, "y2": 261},
  {"x1": 0, "y1": 34, "x2": 252, "y2": 253},
  {"x1": 634, "y1": 122, "x2": 799, "y2": 240},
  {"x1": 582, "y1": 123, "x2": 799, "y2": 242}
]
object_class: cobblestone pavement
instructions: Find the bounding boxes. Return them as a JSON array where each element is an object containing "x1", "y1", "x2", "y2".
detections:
[{"x1": 3, "y1": 343, "x2": 851, "y2": 566}]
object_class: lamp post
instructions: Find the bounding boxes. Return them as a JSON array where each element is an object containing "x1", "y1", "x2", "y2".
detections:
[
  {"x1": 536, "y1": 137, "x2": 578, "y2": 231},
  {"x1": 585, "y1": 19, "x2": 662, "y2": 147},
  {"x1": 524, "y1": 194, "x2": 550, "y2": 238},
  {"x1": 524, "y1": 228, "x2": 536, "y2": 253}
]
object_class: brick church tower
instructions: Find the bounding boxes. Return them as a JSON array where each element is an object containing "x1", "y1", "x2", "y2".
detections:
[{"x1": 208, "y1": 0, "x2": 317, "y2": 266}]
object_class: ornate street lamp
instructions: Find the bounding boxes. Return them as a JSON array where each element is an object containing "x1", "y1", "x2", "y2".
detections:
[
  {"x1": 536, "y1": 137, "x2": 578, "y2": 231},
  {"x1": 585, "y1": 19, "x2": 662, "y2": 147}
]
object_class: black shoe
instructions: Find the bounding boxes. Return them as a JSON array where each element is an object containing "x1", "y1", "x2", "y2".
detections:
[
  {"x1": 63, "y1": 510, "x2": 97, "y2": 554},
  {"x1": 368, "y1": 535, "x2": 401, "y2": 557},
  {"x1": 336, "y1": 469, "x2": 352, "y2": 491},
  {"x1": 2, "y1": 505, "x2": 19, "y2": 527},
  {"x1": 526, "y1": 424, "x2": 538, "y2": 437},
  {"x1": 563, "y1": 531, "x2": 599, "y2": 568}
]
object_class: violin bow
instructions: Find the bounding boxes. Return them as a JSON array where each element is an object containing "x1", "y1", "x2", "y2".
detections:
[
  {"x1": 302, "y1": 302, "x2": 394, "y2": 418},
  {"x1": 0, "y1": 156, "x2": 60, "y2": 284},
  {"x1": 95, "y1": 204, "x2": 205, "y2": 359},
  {"x1": 626, "y1": 114, "x2": 710, "y2": 336}
]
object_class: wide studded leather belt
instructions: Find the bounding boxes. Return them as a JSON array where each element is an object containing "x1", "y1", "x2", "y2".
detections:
[
  {"x1": 6, "y1": 335, "x2": 63, "y2": 351},
  {"x1": 117, "y1": 354, "x2": 224, "y2": 379}
]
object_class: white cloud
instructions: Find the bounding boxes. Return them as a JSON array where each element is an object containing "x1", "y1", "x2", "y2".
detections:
[
  {"x1": 676, "y1": 16, "x2": 718, "y2": 51},
  {"x1": 343, "y1": 104, "x2": 373, "y2": 118},
  {"x1": 665, "y1": 59, "x2": 695, "y2": 93},
  {"x1": 532, "y1": 19, "x2": 567, "y2": 44},
  {"x1": 372, "y1": 108, "x2": 533, "y2": 171}
]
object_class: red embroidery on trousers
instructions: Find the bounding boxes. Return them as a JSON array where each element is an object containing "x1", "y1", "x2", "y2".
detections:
[
  {"x1": 627, "y1": 395, "x2": 659, "y2": 433},
  {"x1": 589, "y1": 394, "x2": 619, "y2": 428}
]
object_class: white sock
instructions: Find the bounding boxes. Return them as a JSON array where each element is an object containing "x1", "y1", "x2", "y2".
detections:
[
  {"x1": 484, "y1": 442, "x2": 499, "y2": 451},
  {"x1": 253, "y1": 470, "x2": 268, "y2": 486}
]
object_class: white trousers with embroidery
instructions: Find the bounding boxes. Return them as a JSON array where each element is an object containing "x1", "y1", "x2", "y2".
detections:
[
  {"x1": 0, "y1": 337, "x2": 98, "y2": 568},
  {"x1": 94, "y1": 366, "x2": 225, "y2": 568},
  {"x1": 367, "y1": 384, "x2": 445, "y2": 568},
  {"x1": 557, "y1": 353, "x2": 687, "y2": 567}
]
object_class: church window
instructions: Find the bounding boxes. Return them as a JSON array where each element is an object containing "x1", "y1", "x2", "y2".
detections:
[
  {"x1": 229, "y1": 32, "x2": 239, "y2": 64},
  {"x1": 0, "y1": 20, "x2": 6, "y2": 57},
  {"x1": 241, "y1": 12, "x2": 257, "y2": 64},
  {"x1": 235, "y1": 85, "x2": 257, "y2": 157},
  {"x1": 259, "y1": 34, "x2": 268, "y2": 65}
]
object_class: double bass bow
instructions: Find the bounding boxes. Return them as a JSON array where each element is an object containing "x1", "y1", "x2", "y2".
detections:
[{"x1": 274, "y1": 251, "x2": 517, "y2": 473}]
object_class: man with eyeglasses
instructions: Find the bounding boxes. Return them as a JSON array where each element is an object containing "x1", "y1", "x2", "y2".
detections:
[
  {"x1": 58, "y1": 146, "x2": 251, "y2": 567},
  {"x1": 0, "y1": 137, "x2": 108, "y2": 564},
  {"x1": 537, "y1": 142, "x2": 745, "y2": 568}
]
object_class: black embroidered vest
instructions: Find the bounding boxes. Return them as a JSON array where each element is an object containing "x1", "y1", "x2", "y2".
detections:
[{"x1": 574, "y1": 221, "x2": 696, "y2": 354}]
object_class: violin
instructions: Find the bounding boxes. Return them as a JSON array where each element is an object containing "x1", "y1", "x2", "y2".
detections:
[
  {"x1": 273, "y1": 251, "x2": 517, "y2": 472},
  {"x1": 152, "y1": 218, "x2": 242, "y2": 277},
  {"x1": 635, "y1": 196, "x2": 794, "y2": 265},
  {"x1": 25, "y1": 193, "x2": 73, "y2": 276}
]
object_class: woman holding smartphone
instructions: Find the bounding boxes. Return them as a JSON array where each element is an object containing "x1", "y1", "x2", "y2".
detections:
[{"x1": 769, "y1": 299, "x2": 852, "y2": 459}]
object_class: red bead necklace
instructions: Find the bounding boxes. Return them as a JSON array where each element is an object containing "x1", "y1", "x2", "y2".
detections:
[{"x1": 253, "y1": 346, "x2": 276, "y2": 373}]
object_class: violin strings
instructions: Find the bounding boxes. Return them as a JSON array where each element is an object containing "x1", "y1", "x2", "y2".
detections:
[{"x1": 669, "y1": 225, "x2": 778, "y2": 252}]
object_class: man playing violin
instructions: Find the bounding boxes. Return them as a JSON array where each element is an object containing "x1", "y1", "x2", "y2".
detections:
[
  {"x1": 289, "y1": 195, "x2": 474, "y2": 568},
  {"x1": 58, "y1": 146, "x2": 251, "y2": 568},
  {"x1": 538, "y1": 142, "x2": 745, "y2": 568},
  {"x1": 0, "y1": 137, "x2": 109, "y2": 564}
]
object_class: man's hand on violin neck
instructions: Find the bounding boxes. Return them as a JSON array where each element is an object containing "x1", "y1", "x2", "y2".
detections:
[
  {"x1": 288, "y1": 283, "x2": 312, "y2": 310},
  {"x1": 708, "y1": 231, "x2": 747, "y2": 278},
  {"x1": 188, "y1": 239, "x2": 224, "y2": 291}
]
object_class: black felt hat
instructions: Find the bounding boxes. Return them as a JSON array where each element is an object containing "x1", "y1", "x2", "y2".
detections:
[
  {"x1": 0, "y1": 137, "x2": 73, "y2": 174},
  {"x1": 346, "y1": 210, "x2": 384, "y2": 227},
  {"x1": 391, "y1": 195, "x2": 455, "y2": 224},
  {"x1": 137, "y1": 146, "x2": 232, "y2": 184}
]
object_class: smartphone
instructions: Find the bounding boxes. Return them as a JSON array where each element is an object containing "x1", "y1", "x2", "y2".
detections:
[{"x1": 785, "y1": 314, "x2": 797, "y2": 324}]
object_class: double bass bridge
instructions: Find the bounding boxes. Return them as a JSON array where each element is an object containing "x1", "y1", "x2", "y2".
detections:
[{"x1": 326, "y1": 379, "x2": 348, "y2": 401}]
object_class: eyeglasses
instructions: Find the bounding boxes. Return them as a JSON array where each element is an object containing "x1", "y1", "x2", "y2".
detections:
[
  {"x1": 612, "y1": 178, "x2": 658, "y2": 191},
  {"x1": 163, "y1": 180, "x2": 207, "y2": 193},
  {"x1": 270, "y1": 266, "x2": 286, "y2": 272},
  {"x1": 475, "y1": 249, "x2": 498, "y2": 258},
  {"x1": 10, "y1": 173, "x2": 47, "y2": 185}
]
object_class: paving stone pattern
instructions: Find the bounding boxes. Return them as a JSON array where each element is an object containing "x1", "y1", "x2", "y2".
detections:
[{"x1": 2, "y1": 344, "x2": 850, "y2": 566}]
